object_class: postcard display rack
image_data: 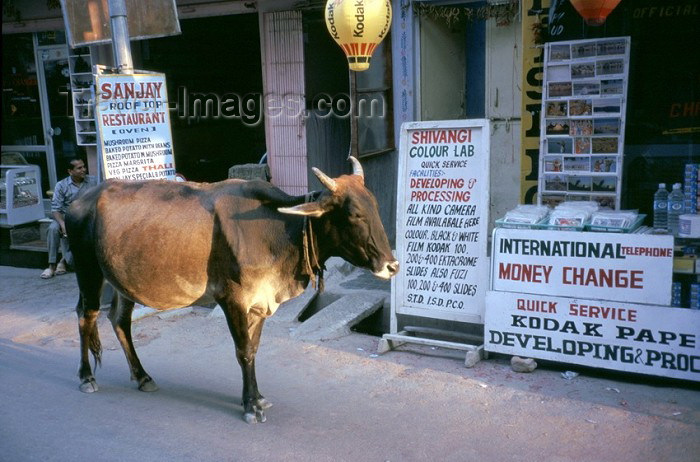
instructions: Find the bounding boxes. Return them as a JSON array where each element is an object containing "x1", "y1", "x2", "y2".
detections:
[
  {"x1": 68, "y1": 47, "x2": 96, "y2": 147},
  {"x1": 538, "y1": 37, "x2": 630, "y2": 209}
]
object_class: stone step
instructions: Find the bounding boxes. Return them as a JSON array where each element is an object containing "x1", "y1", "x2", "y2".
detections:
[{"x1": 290, "y1": 293, "x2": 386, "y2": 342}]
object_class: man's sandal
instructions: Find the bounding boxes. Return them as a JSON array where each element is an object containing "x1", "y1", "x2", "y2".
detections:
[
  {"x1": 55, "y1": 261, "x2": 67, "y2": 275},
  {"x1": 41, "y1": 267, "x2": 55, "y2": 279}
]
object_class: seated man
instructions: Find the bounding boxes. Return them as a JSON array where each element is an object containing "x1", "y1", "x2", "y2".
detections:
[{"x1": 41, "y1": 158, "x2": 96, "y2": 279}]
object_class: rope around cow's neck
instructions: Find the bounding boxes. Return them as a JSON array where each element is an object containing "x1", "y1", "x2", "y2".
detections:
[{"x1": 302, "y1": 195, "x2": 324, "y2": 292}]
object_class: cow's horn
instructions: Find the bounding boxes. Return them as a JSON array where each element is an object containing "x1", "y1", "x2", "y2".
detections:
[
  {"x1": 349, "y1": 156, "x2": 364, "y2": 179},
  {"x1": 312, "y1": 167, "x2": 338, "y2": 192}
]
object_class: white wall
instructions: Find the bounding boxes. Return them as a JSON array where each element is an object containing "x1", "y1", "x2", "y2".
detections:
[{"x1": 419, "y1": 16, "x2": 466, "y2": 120}]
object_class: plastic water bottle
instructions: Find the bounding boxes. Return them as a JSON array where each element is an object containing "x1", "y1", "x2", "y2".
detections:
[
  {"x1": 668, "y1": 183, "x2": 684, "y2": 235},
  {"x1": 653, "y1": 183, "x2": 669, "y2": 230}
]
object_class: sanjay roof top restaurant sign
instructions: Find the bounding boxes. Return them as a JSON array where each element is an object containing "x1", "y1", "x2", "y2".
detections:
[
  {"x1": 95, "y1": 72, "x2": 176, "y2": 181},
  {"x1": 393, "y1": 119, "x2": 490, "y2": 324}
]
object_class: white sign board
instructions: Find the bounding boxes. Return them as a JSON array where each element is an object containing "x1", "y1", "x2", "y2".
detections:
[
  {"x1": 95, "y1": 73, "x2": 176, "y2": 181},
  {"x1": 485, "y1": 291, "x2": 700, "y2": 382},
  {"x1": 393, "y1": 120, "x2": 490, "y2": 323},
  {"x1": 491, "y1": 228, "x2": 673, "y2": 306}
]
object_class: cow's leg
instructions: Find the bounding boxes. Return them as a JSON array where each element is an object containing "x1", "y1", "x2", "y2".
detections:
[
  {"x1": 76, "y1": 273, "x2": 103, "y2": 393},
  {"x1": 247, "y1": 314, "x2": 272, "y2": 411},
  {"x1": 218, "y1": 297, "x2": 268, "y2": 424},
  {"x1": 108, "y1": 293, "x2": 158, "y2": 392}
]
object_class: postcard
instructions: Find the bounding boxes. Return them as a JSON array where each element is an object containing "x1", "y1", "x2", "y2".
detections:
[
  {"x1": 567, "y1": 194, "x2": 591, "y2": 203},
  {"x1": 591, "y1": 156, "x2": 617, "y2": 173},
  {"x1": 571, "y1": 42, "x2": 596, "y2": 59},
  {"x1": 541, "y1": 195, "x2": 566, "y2": 207},
  {"x1": 546, "y1": 120, "x2": 570, "y2": 135},
  {"x1": 593, "y1": 118, "x2": 620, "y2": 135},
  {"x1": 571, "y1": 62, "x2": 595, "y2": 79},
  {"x1": 550, "y1": 44, "x2": 571, "y2": 61},
  {"x1": 569, "y1": 99, "x2": 592, "y2": 116},
  {"x1": 546, "y1": 101, "x2": 568, "y2": 117},
  {"x1": 592, "y1": 176, "x2": 617, "y2": 192},
  {"x1": 601, "y1": 79, "x2": 623, "y2": 95},
  {"x1": 568, "y1": 176, "x2": 592, "y2": 192},
  {"x1": 596, "y1": 59, "x2": 624, "y2": 76},
  {"x1": 574, "y1": 137, "x2": 591, "y2": 154},
  {"x1": 544, "y1": 156, "x2": 563, "y2": 172},
  {"x1": 597, "y1": 39, "x2": 626, "y2": 56},
  {"x1": 592, "y1": 195, "x2": 616, "y2": 208},
  {"x1": 569, "y1": 119, "x2": 593, "y2": 136},
  {"x1": 564, "y1": 156, "x2": 590, "y2": 171},
  {"x1": 573, "y1": 82, "x2": 600, "y2": 97},
  {"x1": 549, "y1": 81, "x2": 573, "y2": 98},
  {"x1": 592, "y1": 137, "x2": 619, "y2": 154},
  {"x1": 544, "y1": 175, "x2": 567, "y2": 192},
  {"x1": 547, "y1": 137, "x2": 573, "y2": 154},
  {"x1": 593, "y1": 98, "x2": 621, "y2": 114}
]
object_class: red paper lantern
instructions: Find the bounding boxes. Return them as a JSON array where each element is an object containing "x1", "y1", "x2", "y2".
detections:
[{"x1": 569, "y1": 0, "x2": 622, "y2": 26}]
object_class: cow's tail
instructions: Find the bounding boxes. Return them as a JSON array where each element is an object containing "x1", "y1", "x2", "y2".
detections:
[
  {"x1": 76, "y1": 294, "x2": 103, "y2": 369},
  {"x1": 89, "y1": 328, "x2": 102, "y2": 369}
]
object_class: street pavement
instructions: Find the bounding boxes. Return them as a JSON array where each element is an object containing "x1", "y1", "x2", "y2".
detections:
[{"x1": 1, "y1": 264, "x2": 699, "y2": 462}]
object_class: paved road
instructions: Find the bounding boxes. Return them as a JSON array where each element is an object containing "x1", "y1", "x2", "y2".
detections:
[{"x1": 1, "y1": 266, "x2": 699, "y2": 462}]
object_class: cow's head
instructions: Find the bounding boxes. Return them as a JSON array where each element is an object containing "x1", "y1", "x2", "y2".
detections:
[{"x1": 278, "y1": 157, "x2": 399, "y2": 280}]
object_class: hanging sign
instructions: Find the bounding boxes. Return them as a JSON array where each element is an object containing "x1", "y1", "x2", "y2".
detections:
[
  {"x1": 61, "y1": 0, "x2": 181, "y2": 48},
  {"x1": 95, "y1": 72, "x2": 176, "y2": 181},
  {"x1": 485, "y1": 291, "x2": 700, "y2": 382},
  {"x1": 393, "y1": 120, "x2": 491, "y2": 324},
  {"x1": 325, "y1": 0, "x2": 392, "y2": 71},
  {"x1": 491, "y1": 228, "x2": 674, "y2": 306}
]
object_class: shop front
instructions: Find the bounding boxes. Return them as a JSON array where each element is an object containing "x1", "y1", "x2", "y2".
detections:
[
  {"x1": 485, "y1": 228, "x2": 699, "y2": 381},
  {"x1": 2, "y1": 31, "x2": 79, "y2": 207},
  {"x1": 2, "y1": 1, "x2": 394, "y2": 259},
  {"x1": 2, "y1": 3, "x2": 300, "y2": 266},
  {"x1": 484, "y1": 0, "x2": 699, "y2": 382},
  {"x1": 1, "y1": 2, "x2": 267, "y2": 250},
  {"x1": 381, "y1": 1, "x2": 698, "y2": 380}
]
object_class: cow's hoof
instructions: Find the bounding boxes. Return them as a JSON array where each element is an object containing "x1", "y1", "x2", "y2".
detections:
[
  {"x1": 256, "y1": 398, "x2": 273, "y2": 410},
  {"x1": 243, "y1": 409, "x2": 266, "y2": 424},
  {"x1": 138, "y1": 377, "x2": 159, "y2": 392},
  {"x1": 79, "y1": 378, "x2": 98, "y2": 393}
]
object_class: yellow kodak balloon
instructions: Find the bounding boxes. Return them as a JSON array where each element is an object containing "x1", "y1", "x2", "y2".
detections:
[{"x1": 325, "y1": 0, "x2": 392, "y2": 71}]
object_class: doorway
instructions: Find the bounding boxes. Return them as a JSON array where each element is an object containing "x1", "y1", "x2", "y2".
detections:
[{"x1": 2, "y1": 31, "x2": 82, "y2": 208}]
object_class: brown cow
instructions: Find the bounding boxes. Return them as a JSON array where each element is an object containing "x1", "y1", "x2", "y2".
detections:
[{"x1": 66, "y1": 157, "x2": 398, "y2": 423}]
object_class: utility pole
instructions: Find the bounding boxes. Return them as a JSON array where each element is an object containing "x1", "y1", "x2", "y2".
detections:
[{"x1": 109, "y1": 0, "x2": 133, "y2": 72}]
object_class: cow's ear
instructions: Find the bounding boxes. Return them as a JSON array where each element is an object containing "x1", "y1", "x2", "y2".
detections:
[{"x1": 278, "y1": 202, "x2": 328, "y2": 217}]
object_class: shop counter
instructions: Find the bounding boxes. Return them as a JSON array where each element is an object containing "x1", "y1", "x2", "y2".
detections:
[
  {"x1": 484, "y1": 227, "x2": 699, "y2": 382},
  {"x1": 0, "y1": 165, "x2": 44, "y2": 227}
]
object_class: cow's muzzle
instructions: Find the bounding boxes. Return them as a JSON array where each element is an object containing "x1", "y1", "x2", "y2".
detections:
[{"x1": 373, "y1": 260, "x2": 400, "y2": 280}]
